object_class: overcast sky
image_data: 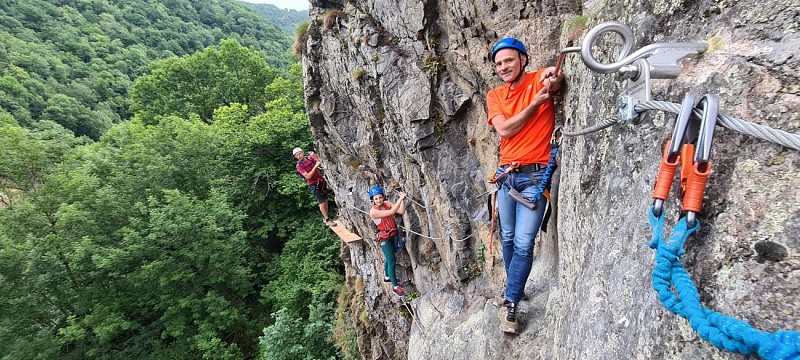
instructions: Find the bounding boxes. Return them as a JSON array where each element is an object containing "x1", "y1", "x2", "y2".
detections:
[{"x1": 240, "y1": 0, "x2": 310, "y2": 11}]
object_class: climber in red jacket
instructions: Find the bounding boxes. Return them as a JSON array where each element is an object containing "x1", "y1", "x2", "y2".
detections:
[{"x1": 294, "y1": 147, "x2": 335, "y2": 226}]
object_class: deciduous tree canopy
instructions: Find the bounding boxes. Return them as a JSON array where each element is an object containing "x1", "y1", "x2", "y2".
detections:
[
  {"x1": 0, "y1": 0, "x2": 292, "y2": 138},
  {"x1": 0, "y1": 2, "x2": 344, "y2": 358}
]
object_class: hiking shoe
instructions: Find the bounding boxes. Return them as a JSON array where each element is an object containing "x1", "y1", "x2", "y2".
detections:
[
  {"x1": 499, "y1": 302, "x2": 521, "y2": 334},
  {"x1": 492, "y1": 292, "x2": 529, "y2": 307},
  {"x1": 492, "y1": 289, "x2": 506, "y2": 307},
  {"x1": 395, "y1": 236, "x2": 405, "y2": 254},
  {"x1": 393, "y1": 286, "x2": 406, "y2": 297},
  {"x1": 383, "y1": 276, "x2": 390, "y2": 283},
  {"x1": 324, "y1": 218, "x2": 336, "y2": 227}
]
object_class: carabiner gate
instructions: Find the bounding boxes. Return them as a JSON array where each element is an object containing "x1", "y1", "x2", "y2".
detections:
[
  {"x1": 651, "y1": 93, "x2": 696, "y2": 217},
  {"x1": 680, "y1": 94, "x2": 718, "y2": 226}
]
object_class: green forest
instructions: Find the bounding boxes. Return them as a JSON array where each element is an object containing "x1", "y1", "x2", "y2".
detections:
[
  {"x1": 241, "y1": 3, "x2": 308, "y2": 34},
  {"x1": 0, "y1": 1, "x2": 348, "y2": 359}
]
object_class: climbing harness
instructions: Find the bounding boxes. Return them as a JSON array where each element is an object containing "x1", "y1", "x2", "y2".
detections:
[
  {"x1": 488, "y1": 162, "x2": 517, "y2": 185},
  {"x1": 296, "y1": 155, "x2": 329, "y2": 191},
  {"x1": 296, "y1": 156, "x2": 330, "y2": 201},
  {"x1": 374, "y1": 202, "x2": 398, "y2": 239},
  {"x1": 646, "y1": 93, "x2": 799, "y2": 359},
  {"x1": 486, "y1": 127, "x2": 561, "y2": 254},
  {"x1": 487, "y1": 127, "x2": 560, "y2": 210}
]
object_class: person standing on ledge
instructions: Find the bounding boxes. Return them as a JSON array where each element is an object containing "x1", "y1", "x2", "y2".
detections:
[
  {"x1": 293, "y1": 147, "x2": 335, "y2": 226},
  {"x1": 486, "y1": 37, "x2": 564, "y2": 334},
  {"x1": 368, "y1": 185, "x2": 407, "y2": 297}
]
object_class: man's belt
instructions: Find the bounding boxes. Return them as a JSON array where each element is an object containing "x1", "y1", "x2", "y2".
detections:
[{"x1": 501, "y1": 163, "x2": 546, "y2": 173}]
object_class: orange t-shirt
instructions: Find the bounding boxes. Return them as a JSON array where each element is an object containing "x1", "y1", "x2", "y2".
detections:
[{"x1": 486, "y1": 69, "x2": 555, "y2": 166}]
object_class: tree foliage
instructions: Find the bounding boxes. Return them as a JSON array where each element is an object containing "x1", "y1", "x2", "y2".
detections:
[
  {"x1": 257, "y1": 226, "x2": 344, "y2": 360},
  {"x1": 130, "y1": 39, "x2": 278, "y2": 122},
  {"x1": 0, "y1": 42, "x2": 344, "y2": 359},
  {"x1": 0, "y1": 112, "x2": 86, "y2": 205},
  {"x1": 259, "y1": 302, "x2": 338, "y2": 360},
  {"x1": 0, "y1": 117, "x2": 252, "y2": 358},
  {"x1": 242, "y1": 3, "x2": 309, "y2": 34},
  {"x1": 0, "y1": 0, "x2": 292, "y2": 138}
]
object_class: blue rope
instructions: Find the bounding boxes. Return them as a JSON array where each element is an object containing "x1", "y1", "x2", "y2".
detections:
[
  {"x1": 529, "y1": 144, "x2": 559, "y2": 205},
  {"x1": 648, "y1": 206, "x2": 800, "y2": 359}
]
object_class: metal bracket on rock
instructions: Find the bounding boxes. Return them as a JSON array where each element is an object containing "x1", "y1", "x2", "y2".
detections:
[{"x1": 562, "y1": 21, "x2": 709, "y2": 124}]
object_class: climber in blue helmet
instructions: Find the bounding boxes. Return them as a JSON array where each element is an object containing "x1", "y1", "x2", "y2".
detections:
[
  {"x1": 490, "y1": 37, "x2": 529, "y2": 84},
  {"x1": 368, "y1": 185, "x2": 407, "y2": 297},
  {"x1": 487, "y1": 37, "x2": 565, "y2": 334}
]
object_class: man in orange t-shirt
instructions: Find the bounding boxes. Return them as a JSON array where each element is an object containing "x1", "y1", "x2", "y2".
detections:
[{"x1": 486, "y1": 37, "x2": 564, "y2": 334}]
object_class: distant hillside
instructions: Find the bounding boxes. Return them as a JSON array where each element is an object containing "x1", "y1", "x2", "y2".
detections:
[
  {"x1": 0, "y1": 0, "x2": 292, "y2": 138},
  {"x1": 241, "y1": 2, "x2": 309, "y2": 33}
]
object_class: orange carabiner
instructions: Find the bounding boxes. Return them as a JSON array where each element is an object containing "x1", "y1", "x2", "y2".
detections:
[
  {"x1": 651, "y1": 93, "x2": 718, "y2": 226},
  {"x1": 652, "y1": 93, "x2": 695, "y2": 217}
]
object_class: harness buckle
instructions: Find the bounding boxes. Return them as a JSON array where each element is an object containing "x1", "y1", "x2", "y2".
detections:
[{"x1": 488, "y1": 162, "x2": 520, "y2": 184}]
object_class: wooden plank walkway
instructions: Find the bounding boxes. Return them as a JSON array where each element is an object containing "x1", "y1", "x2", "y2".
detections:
[{"x1": 329, "y1": 221, "x2": 362, "y2": 243}]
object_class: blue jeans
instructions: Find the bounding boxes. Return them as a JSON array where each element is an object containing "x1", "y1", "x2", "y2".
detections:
[{"x1": 496, "y1": 168, "x2": 547, "y2": 303}]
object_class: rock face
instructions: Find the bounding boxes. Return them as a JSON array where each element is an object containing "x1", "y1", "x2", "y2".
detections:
[{"x1": 302, "y1": 0, "x2": 798, "y2": 358}]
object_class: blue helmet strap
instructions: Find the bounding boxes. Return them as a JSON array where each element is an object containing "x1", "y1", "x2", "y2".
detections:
[{"x1": 511, "y1": 52, "x2": 527, "y2": 84}]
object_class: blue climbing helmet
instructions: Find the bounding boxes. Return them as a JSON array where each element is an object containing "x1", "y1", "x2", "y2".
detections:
[
  {"x1": 490, "y1": 37, "x2": 527, "y2": 63},
  {"x1": 368, "y1": 186, "x2": 384, "y2": 199}
]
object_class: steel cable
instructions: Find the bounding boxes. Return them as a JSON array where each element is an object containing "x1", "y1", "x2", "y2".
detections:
[{"x1": 637, "y1": 101, "x2": 800, "y2": 151}]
